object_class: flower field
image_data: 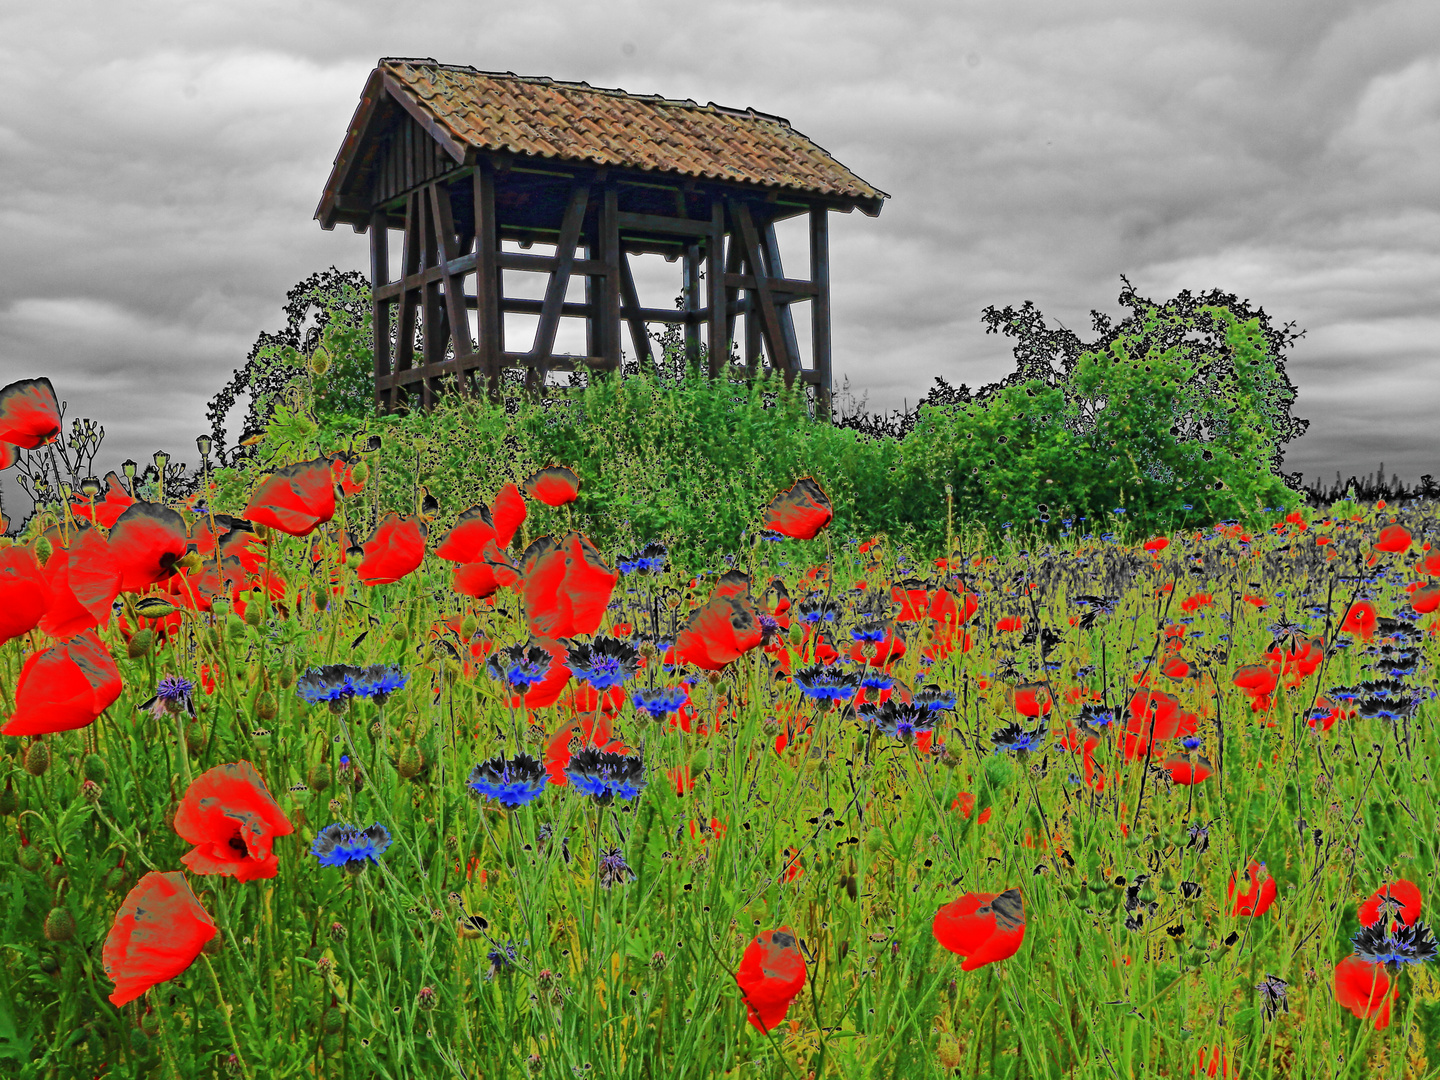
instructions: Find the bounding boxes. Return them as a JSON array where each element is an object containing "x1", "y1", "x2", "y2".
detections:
[{"x1": 5, "y1": 374, "x2": 1440, "y2": 1079}]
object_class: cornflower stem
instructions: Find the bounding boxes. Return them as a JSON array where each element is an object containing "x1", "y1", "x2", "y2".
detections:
[
  {"x1": 173, "y1": 706, "x2": 193, "y2": 786},
  {"x1": 202, "y1": 953, "x2": 254, "y2": 1080}
]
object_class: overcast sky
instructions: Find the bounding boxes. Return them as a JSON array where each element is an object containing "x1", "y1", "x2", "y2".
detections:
[{"x1": 3, "y1": 0, "x2": 1438, "y2": 521}]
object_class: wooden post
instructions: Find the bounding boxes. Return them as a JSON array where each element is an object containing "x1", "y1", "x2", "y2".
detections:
[
  {"x1": 599, "y1": 186, "x2": 622, "y2": 372},
  {"x1": 369, "y1": 209, "x2": 390, "y2": 416},
  {"x1": 683, "y1": 241, "x2": 701, "y2": 369},
  {"x1": 430, "y1": 180, "x2": 474, "y2": 398},
  {"x1": 706, "y1": 201, "x2": 727, "y2": 377},
  {"x1": 472, "y1": 160, "x2": 502, "y2": 403},
  {"x1": 420, "y1": 186, "x2": 445, "y2": 410},
  {"x1": 393, "y1": 191, "x2": 423, "y2": 414},
  {"x1": 810, "y1": 206, "x2": 832, "y2": 420}
]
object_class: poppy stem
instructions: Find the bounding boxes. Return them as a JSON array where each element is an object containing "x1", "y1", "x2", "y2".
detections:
[
  {"x1": 200, "y1": 953, "x2": 253, "y2": 1080},
  {"x1": 173, "y1": 708, "x2": 193, "y2": 787}
]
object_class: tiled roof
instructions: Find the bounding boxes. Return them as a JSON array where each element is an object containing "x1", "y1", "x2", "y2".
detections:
[{"x1": 374, "y1": 59, "x2": 887, "y2": 208}]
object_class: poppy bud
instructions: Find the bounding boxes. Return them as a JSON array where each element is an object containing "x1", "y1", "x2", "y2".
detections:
[
  {"x1": 139, "y1": 1007, "x2": 161, "y2": 1036},
  {"x1": 788, "y1": 623, "x2": 804, "y2": 647},
  {"x1": 306, "y1": 763, "x2": 329, "y2": 791},
  {"x1": 34, "y1": 536, "x2": 53, "y2": 566},
  {"x1": 103, "y1": 865, "x2": 127, "y2": 892},
  {"x1": 203, "y1": 930, "x2": 224, "y2": 956},
  {"x1": 252, "y1": 523, "x2": 270, "y2": 542},
  {"x1": 204, "y1": 626, "x2": 222, "y2": 649},
  {"x1": 391, "y1": 622, "x2": 408, "y2": 642},
  {"x1": 322, "y1": 1007, "x2": 345, "y2": 1035},
  {"x1": 18, "y1": 845, "x2": 43, "y2": 872},
  {"x1": 350, "y1": 462, "x2": 369, "y2": 486},
  {"x1": 245, "y1": 605, "x2": 264, "y2": 627},
  {"x1": 1158, "y1": 869, "x2": 1176, "y2": 893},
  {"x1": 461, "y1": 615, "x2": 478, "y2": 640},
  {"x1": 184, "y1": 721, "x2": 205, "y2": 755},
  {"x1": 864, "y1": 829, "x2": 885, "y2": 854},
  {"x1": 278, "y1": 666, "x2": 295, "y2": 689},
  {"x1": 309, "y1": 347, "x2": 331, "y2": 376},
  {"x1": 398, "y1": 744, "x2": 424, "y2": 779},
  {"x1": 43, "y1": 906, "x2": 76, "y2": 942},
  {"x1": 126, "y1": 629, "x2": 156, "y2": 659},
  {"x1": 80, "y1": 753, "x2": 108, "y2": 785},
  {"x1": 0, "y1": 782, "x2": 16, "y2": 816},
  {"x1": 255, "y1": 691, "x2": 278, "y2": 722},
  {"x1": 315, "y1": 590, "x2": 329, "y2": 612},
  {"x1": 24, "y1": 740, "x2": 50, "y2": 777},
  {"x1": 176, "y1": 551, "x2": 202, "y2": 572},
  {"x1": 129, "y1": 1030, "x2": 150, "y2": 1057}
]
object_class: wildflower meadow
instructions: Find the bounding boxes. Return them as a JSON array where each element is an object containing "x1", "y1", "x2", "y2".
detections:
[{"x1": 5, "y1": 370, "x2": 1440, "y2": 1080}]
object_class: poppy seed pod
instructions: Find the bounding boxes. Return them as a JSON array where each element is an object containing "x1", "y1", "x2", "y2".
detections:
[
  {"x1": 244, "y1": 605, "x2": 264, "y2": 627},
  {"x1": 34, "y1": 536, "x2": 53, "y2": 566},
  {"x1": 126, "y1": 629, "x2": 155, "y2": 659},
  {"x1": 398, "y1": 745, "x2": 425, "y2": 779},
  {"x1": 24, "y1": 740, "x2": 50, "y2": 777},
  {"x1": 43, "y1": 906, "x2": 76, "y2": 943}
]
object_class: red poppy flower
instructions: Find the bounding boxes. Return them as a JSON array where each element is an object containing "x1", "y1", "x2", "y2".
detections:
[
  {"x1": 69, "y1": 471, "x2": 135, "y2": 528},
  {"x1": 1411, "y1": 583, "x2": 1440, "y2": 615},
  {"x1": 762, "y1": 477, "x2": 833, "y2": 540},
  {"x1": 0, "y1": 377, "x2": 62, "y2": 448},
  {"x1": 1194, "y1": 1045, "x2": 1233, "y2": 1077},
  {"x1": 1359, "y1": 879, "x2": 1422, "y2": 930},
  {"x1": 242, "y1": 458, "x2": 336, "y2": 537},
  {"x1": 173, "y1": 761, "x2": 294, "y2": 882},
  {"x1": 951, "y1": 793, "x2": 993, "y2": 823},
  {"x1": 511, "y1": 637, "x2": 572, "y2": 711},
  {"x1": 995, "y1": 616, "x2": 1023, "y2": 633},
  {"x1": 1121, "y1": 690, "x2": 1189, "y2": 759},
  {"x1": 933, "y1": 888, "x2": 1026, "y2": 971},
  {"x1": 675, "y1": 592, "x2": 763, "y2": 670},
  {"x1": 329, "y1": 452, "x2": 366, "y2": 496},
  {"x1": 520, "y1": 532, "x2": 617, "y2": 639},
  {"x1": 39, "y1": 526, "x2": 121, "y2": 639},
  {"x1": 1308, "y1": 696, "x2": 1341, "y2": 732},
  {"x1": 1163, "y1": 752, "x2": 1213, "y2": 785},
  {"x1": 891, "y1": 581, "x2": 930, "y2": 621},
  {"x1": 355, "y1": 513, "x2": 426, "y2": 586},
  {"x1": 107, "y1": 503, "x2": 190, "y2": 592},
  {"x1": 735, "y1": 927, "x2": 807, "y2": 1033},
  {"x1": 1334, "y1": 955, "x2": 1393, "y2": 1029},
  {"x1": 1181, "y1": 592, "x2": 1213, "y2": 613},
  {"x1": 103, "y1": 871, "x2": 217, "y2": 1006},
  {"x1": 1161, "y1": 657, "x2": 1190, "y2": 679},
  {"x1": 2, "y1": 631, "x2": 123, "y2": 736},
  {"x1": 1008, "y1": 682, "x2": 1052, "y2": 717},
  {"x1": 435, "y1": 505, "x2": 497, "y2": 563},
  {"x1": 492, "y1": 482, "x2": 527, "y2": 548},
  {"x1": 1376, "y1": 524, "x2": 1412, "y2": 553},
  {"x1": 712, "y1": 570, "x2": 753, "y2": 600},
  {"x1": 0, "y1": 544, "x2": 51, "y2": 645},
  {"x1": 522, "y1": 465, "x2": 581, "y2": 507},
  {"x1": 1231, "y1": 663, "x2": 1279, "y2": 699},
  {"x1": 1143, "y1": 536, "x2": 1169, "y2": 552},
  {"x1": 929, "y1": 587, "x2": 979, "y2": 632},
  {"x1": 1340, "y1": 601, "x2": 1377, "y2": 640},
  {"x1": 849, "y1": 626, "x2": 906, "y2": 668},
  {"x1": 1228, "y1": 860, "x2": 1277, "y2": 917},
  {"x1": 452, "y1": 561, "x2": 502, "y2": 600}
]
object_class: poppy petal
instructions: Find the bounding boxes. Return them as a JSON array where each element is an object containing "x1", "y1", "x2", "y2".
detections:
[
  {"x1": 435, "y1": 505, "x2": 497, "y2": 563},
  {"x1": 0, "y1": 544, "x2": 51, "y2": 645},
  {"x1": 356, "y1": 513, "x2": 427, "y2": 586},
  {"x1": 2, "y1": 630, "x2": 123, "y2": 736},
  {"x1": 521, "y1": 465, "x2": 581, "y2": 507},
  {"x1": 762, "y1": 477, "x2": 834, "y2": 540},
  {"x1": 103, "y1": 871, "x2": 217, "y2": 1006},
  {"x1": 492, "y1": 482, "x2": 527, "y2": 548},
  {"x1": 0, "y1": 377, "x2": 63, "y2": 449},
  {"x1": 242, "y1": 458, "x2": 336, "y2": 537},
  {"x1": 107, "y1": 503, "x2": 190, "y2": 592}
]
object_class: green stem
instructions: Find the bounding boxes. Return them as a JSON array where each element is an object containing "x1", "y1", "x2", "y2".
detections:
[{"x1": 202, "y1": 953, "x2": 254, "y2": 1080}]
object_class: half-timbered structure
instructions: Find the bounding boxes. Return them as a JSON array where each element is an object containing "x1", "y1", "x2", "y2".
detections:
[{"x1": 315, "y1": 59, "x2": 887, "y2": 415}]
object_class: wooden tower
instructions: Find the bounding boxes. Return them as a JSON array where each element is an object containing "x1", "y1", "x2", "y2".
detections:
[{"x1": 315, "y1": 59, "x2": 887, "y2": 415}]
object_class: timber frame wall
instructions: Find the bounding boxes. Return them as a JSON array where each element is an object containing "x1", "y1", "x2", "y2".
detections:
[{"x1": 364, "y1": 150, "x2": 837, "y2": 416}]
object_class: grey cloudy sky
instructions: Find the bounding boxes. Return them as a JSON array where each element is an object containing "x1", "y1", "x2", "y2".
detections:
[{"x1": 2, "y1": 0, "x2": 1437, "y2": 518}]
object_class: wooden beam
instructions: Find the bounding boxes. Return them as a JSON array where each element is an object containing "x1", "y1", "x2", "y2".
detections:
[
  {"x1": 721, "y1": 222, "x2": 743, "y2": 373},
  {"x1": 615, "y1": 211, "x2": 713, "y2": 238},
  {"x1": 429, "y1": 181, "x2": 476, "y2": 398},
  {"x1": 720, "y1": 274, "x2": 818, "y2": 297},
  {"x1": 731, "y1": 200, "x2": 790, "y2": 386},
  {"x1": 762, "y1": 222, "x2": 803, "y2": 375},
  {"x1": 369, "y1": 209, "x2": 390, "y2": 416},
  {"x1": 617, "y1": 254, "x2": 656, "y2": 371},
  {"x1": 420, "y1": 182, "x2": 446, "y2": 410},
  {"x1": 529, "y1": 184, "x2": 589, "y2": 365},
  {"x1": 707, "y1": 202, "x2": 726, "y2": 376},
  {"x1": 810, "y1": 207, "x2": 832, "y2": 418},
  {"x1": 499, "y1": 252, "x2": 609, "y2": 276}
]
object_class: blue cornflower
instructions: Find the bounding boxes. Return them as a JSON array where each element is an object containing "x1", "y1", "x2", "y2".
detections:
[
  {"x1": 991, "y1": 720, "x2": 1048, "y2": 755},
  {"x1": 312, "y1": 822, "x2": 393, "y2": 873},
  {"x1": 912, "y1": 685, "x2": 958, "y2": 712},
  {"x1": 792, "y1": 665, "x2": 860, "y2": 705},
  {"x1": 487, "y1": 645, "x2": 554, "y2": 693},
  {"x1": 1352, "y1": 920, "x2": 1438, "y2": 968},
  {"x1": 352, "y1": 664, "x2": 408, "y2": 704},
  {"x1": 796, "y1": 599, "x2": 840, "y2": 625},
  {"x1": 859, "y1": 700, "x2": 933, "y2": 745},
  {"x1": 144, "y1": 675, "x2": 195, "y2": 718},
  {"x1": 859, "y1": 672, "x2": 895, "y2": 692},
  {"x1": 487, "y1": 940, "x2": 521, "y2": 978},
  {"x1": 468, "y1": 753, "x2": 547, "y2": 808},
  {"x1": 297, "y1": 665, "x2": 362, "y2": 712},
  {"x1": 852, "y1": 625, "x2": 886, "y2": 643},
  {"x1": 630, "y1": 685, "x2": 688, "y2": 721},
  {"x1": 618, "y1": 541, "x2": 668, "y2": 575},
  {"x1": 568, "y1": 637, "x2": 640, "y2": 691},
  {"x1": 565, "y1": 748, "x2": 647, "y2": 806},
  {"x1": 1179, "y1": 735, "x2": 1204, "y2": 752}
]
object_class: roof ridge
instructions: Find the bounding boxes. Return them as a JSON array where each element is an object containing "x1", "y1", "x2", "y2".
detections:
[{"x1": 377, "y1": 57, "x2": 789, "y2": 126}]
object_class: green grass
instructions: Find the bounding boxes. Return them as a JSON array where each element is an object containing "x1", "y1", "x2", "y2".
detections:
[{"x1": 3, "y1": 483, "x2": 1440, "y2": 1079}]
